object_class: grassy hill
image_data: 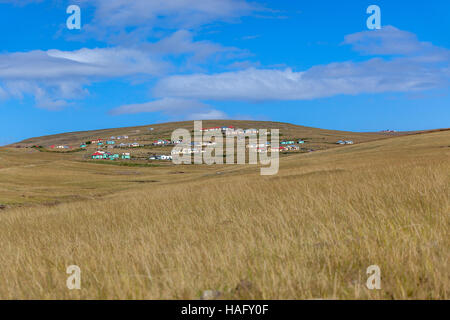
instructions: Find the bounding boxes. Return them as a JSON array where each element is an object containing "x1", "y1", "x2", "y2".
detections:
[
  {"x1": 0, "y1": 122, "x2": 448, "y2": 299},
  {"x1": 11, "y1": 120, "x2": 398, "y2": 148},
  {"x1": 1, "y1": 120, "x2": 405, "y2": 207}
]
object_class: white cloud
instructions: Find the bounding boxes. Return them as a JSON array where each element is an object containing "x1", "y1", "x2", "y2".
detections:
[
  {"x1": 153, "y1": 62, "x2": 448, "y2": 102},
  {"x1": 0, "y1": 30, "x2": 244, "y2": 109},
  {"x1": 0, "y1": 47, "x2": 168, "y2": 109},
  {"x1": 1, "y1": 80, "x2": 86, "y2": 110},
  {"x1": 109, "y1": 97, "x2": 227, "y2": 120},
  {"x1": 145, "y1": 30, "x2": 242, "y2": 63},
  {"x1": 0, "y1": 47, "x2": 166, "y2": 81},
  {"x1": 0, "y1": 0, "x2": 257, "y2": 109},
  {"x1": 343, "y1": 26, "x2": 449, "y2": 60},
  {"x1": 153, "y1": 26, "x2": 450, "y2": 102},
  {"x1": 76, "y1": 0, "x2": 257, "y2": 31}
]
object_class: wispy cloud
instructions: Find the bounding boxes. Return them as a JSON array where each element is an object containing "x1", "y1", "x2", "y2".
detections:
[
  {"x1": 0, "y1": 31, "x2": 241, "y2": 108},
  {"x1": 0, "y1": 0, "x2": 263, "y2": 109},
  {"x1": 0, "y1": 47, "x2": 167, "y2": 109},
  {"x1": 74, "y1": 0, "x2": 261, "y2": 42},
  {"x1": 109, "y1": 97, "x2": 228, "y2": 120},
  {"x1": 153, "y1": 26, "x2": 450, "y2": 102},
  {"x1": 0, "y1": 48, "x2": 166, "y2": 80},
  {"x1": 343, "y1": 26, "x2": 449, "y2": 59}
]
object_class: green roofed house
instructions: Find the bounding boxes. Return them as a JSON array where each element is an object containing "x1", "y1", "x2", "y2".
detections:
[
  {"x1": 121, "y1": 153, "x2": 131, "y2": 159},
  {"x1": 80, "y1": 144, "x2": 87, "y2": 148},
  {"x1": 106, "y1": 141, "x2": 115, "y2": 145},
  {"x1": 281, "y1": 140, "x2": 295, "y2": 145}
]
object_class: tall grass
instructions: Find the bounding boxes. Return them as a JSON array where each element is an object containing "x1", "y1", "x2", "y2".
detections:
[{"x1": 0, "y1": 132, "x2": 448, "y2": 299}]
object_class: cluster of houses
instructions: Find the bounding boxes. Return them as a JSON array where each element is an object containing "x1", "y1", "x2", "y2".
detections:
[
  {"x1": 245, "y1": 139, "x2": 305, "y2": 153},
  {"x1": 115, "y1": 142, "x2": 140, "y2": 148},
  {"x1": 200, "y1": 126, "x2": 268, "y2": 136},
  {"x1": 200, "y1": 126, "x2": 235, "y2": 133},
  {"x1": 171, "y1": 148, "x2": 204, "y2": 155},
  {"x1": 91, "y1": 151, "x2": 130, "y2": 160},
  {"x1": 87, "y1": 134, "x2": 144, "y2": 160},
  {"x1": 85, "y1": 125, "x2": 311, "y2": 162},
  {"x1": 91, "y1": 138, "x2": 135, "y2": 147},
  {"x1": 104, "y1": 135, "x2": 129, "y2": 140},
  {"x1": 336, "y1": 140, "x2": 354, "y2": 145}
]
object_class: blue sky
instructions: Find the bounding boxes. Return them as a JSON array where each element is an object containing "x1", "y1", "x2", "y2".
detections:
[{"x1": 0, "y1": 0, "x2": 449, "y2": 145}]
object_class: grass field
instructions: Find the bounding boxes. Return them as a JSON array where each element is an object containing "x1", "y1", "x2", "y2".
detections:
[{"x1": 0, "y1": 124, "x2": 448, "y2": 299}]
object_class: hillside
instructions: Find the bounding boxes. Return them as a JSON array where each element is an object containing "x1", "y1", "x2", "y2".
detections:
[
  {"x1": 11, "y1": 120, "x2": 396, "y2": 149},
  {"x1": 0, "y1": 126, "x2": 448, "y2": 299},
  {"x1": 1, "y1": 121, "x2": 406, "y2": 207}
]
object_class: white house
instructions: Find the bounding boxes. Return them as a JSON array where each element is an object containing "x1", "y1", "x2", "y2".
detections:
[{"x1": 244, "y1": 128, "x2": 259, "y2": 135}]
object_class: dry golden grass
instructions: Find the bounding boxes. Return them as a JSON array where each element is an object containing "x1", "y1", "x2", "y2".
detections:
[{"x1": 0, "y1": 130, "x2": 448, "y2": 299}]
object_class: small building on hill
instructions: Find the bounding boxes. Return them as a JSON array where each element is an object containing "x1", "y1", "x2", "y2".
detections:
[
  {"x1": 150, "y1": 154, "x2": 173, "y2": 160},
  {"x1": 287, "y1": 145, "x2": 299, "y2": 151},
  {"x1": 91, "y1": 151, "x2": 106, "y2": 159},
  {"x1": 244, "y1": 128, "x2": 259, "y2": 135},
  {"x1": 337, "y1": 140, "x2": 354, "y2": 145}
]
